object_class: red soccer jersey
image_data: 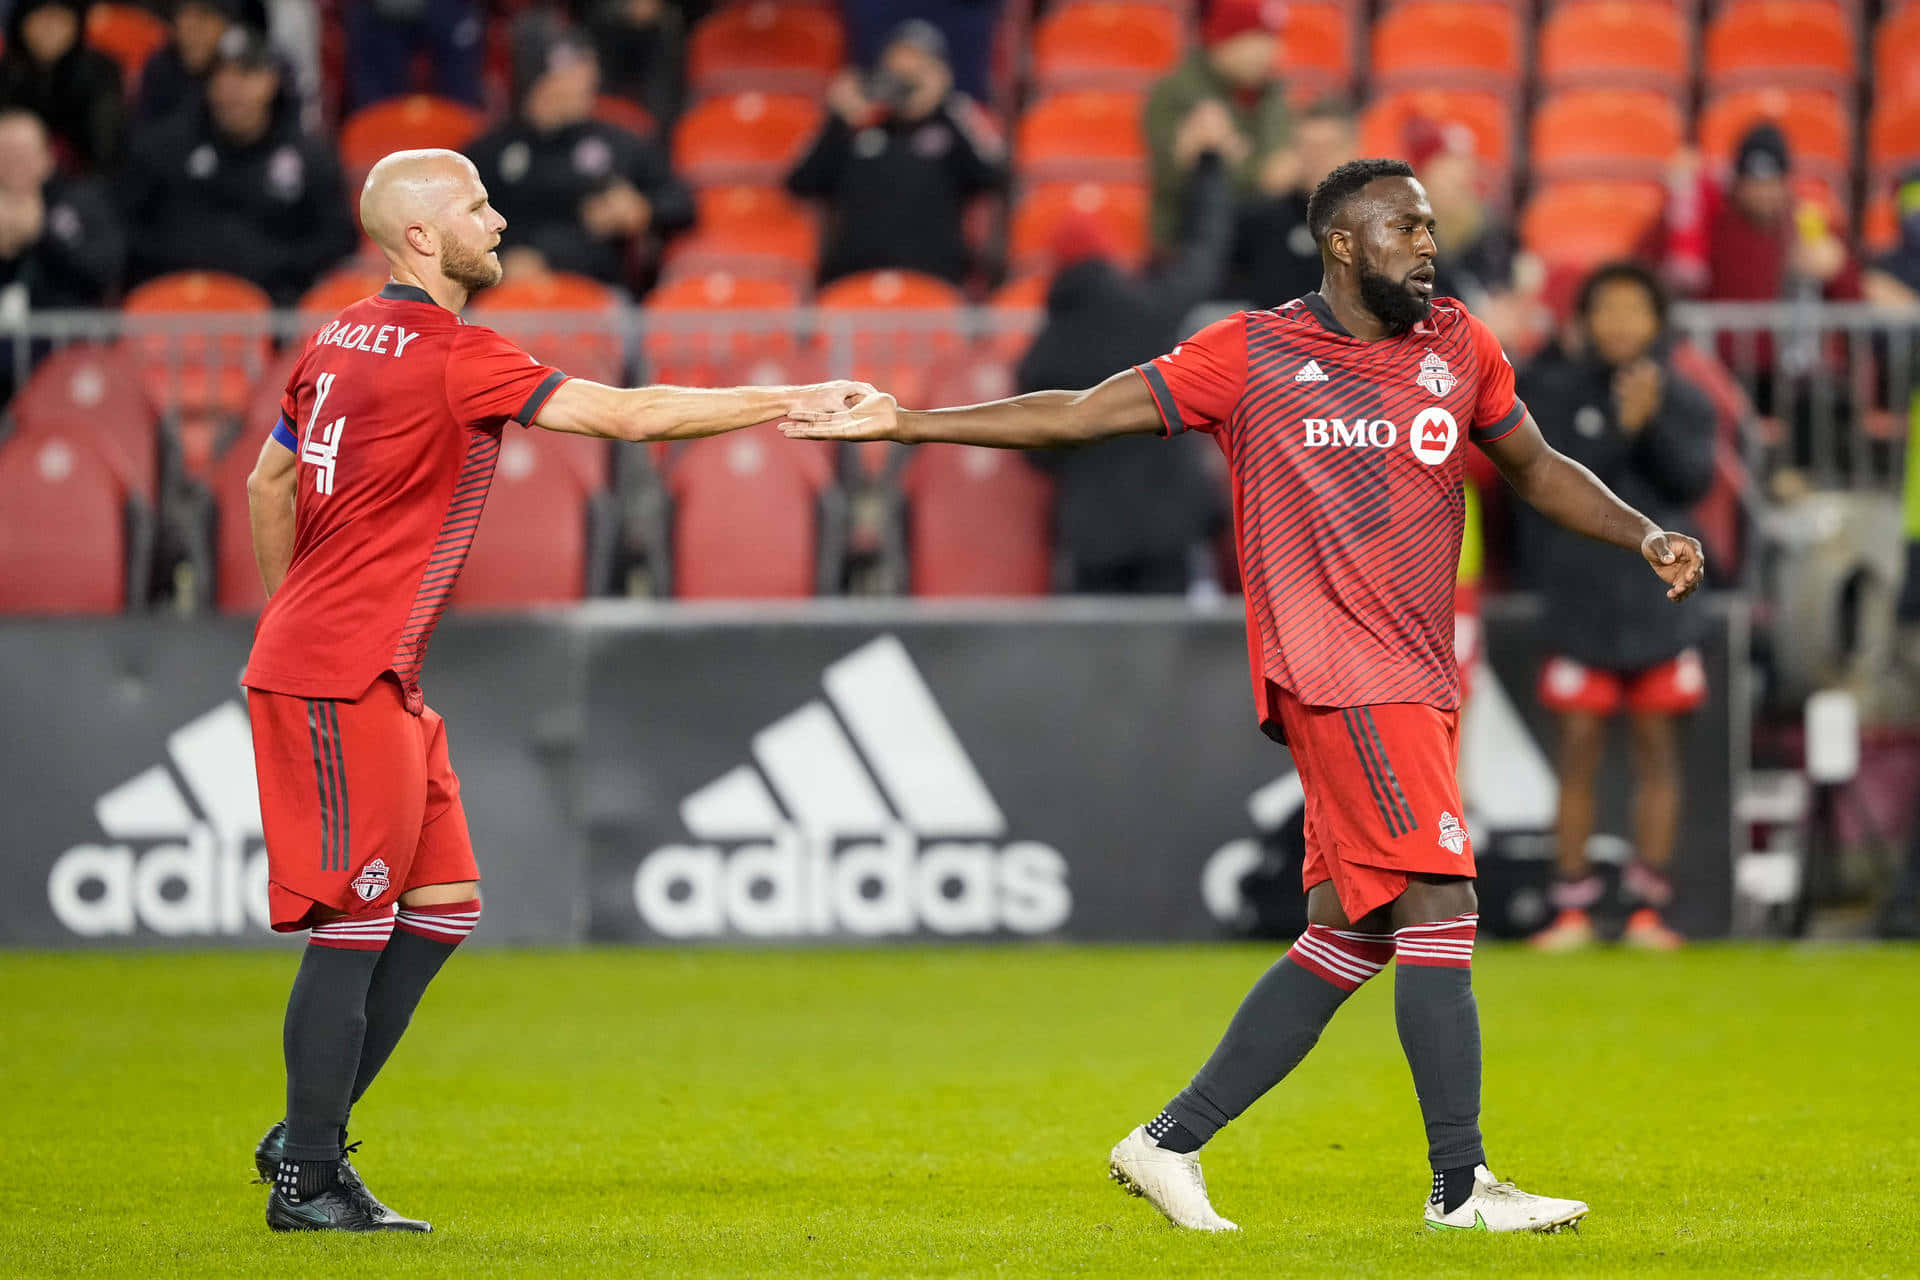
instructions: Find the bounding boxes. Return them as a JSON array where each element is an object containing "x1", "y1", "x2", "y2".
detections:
[
  {"x1": 242, "y1": 282, "x2": 569, "y2": 712},
  {"x1": 1133, "y1": 294, "x2": 1525, "y2": 729}
]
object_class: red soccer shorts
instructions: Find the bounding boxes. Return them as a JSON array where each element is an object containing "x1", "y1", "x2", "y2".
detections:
[
  {"x1": 248, "y1": 675, "x2": 480, "y2": 931},
  {"x1": 1537, "y1": 649, "x2": 1707, "y2": 717},
  {"x1": 1270, "y1": 683, "x2": 1476, "y2": 923}
]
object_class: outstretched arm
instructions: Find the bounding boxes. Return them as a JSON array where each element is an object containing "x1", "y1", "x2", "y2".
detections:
[
  {"x1": 1481, "y1": 412, "x2": 1706, "y2": 601},
  {"x1": 533, "y1": 378, "x2": 872, "y2": 444},
  {"x1": 782, "y1": 369, "x2": 1166, "y2": 449}
]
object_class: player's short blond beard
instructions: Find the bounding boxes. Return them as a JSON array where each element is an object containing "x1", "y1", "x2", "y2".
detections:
[{"x1": 439, "y1": 235, "x2": 502, "y2": 294}]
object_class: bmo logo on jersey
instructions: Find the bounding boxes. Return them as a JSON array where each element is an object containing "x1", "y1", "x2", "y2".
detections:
[
  {"x1": 1410, "y1": 407, "x2": 1459, "y2": 465},
  {"x1": 1303, "y1": 407, "x2": 1459, "y2": 465}
]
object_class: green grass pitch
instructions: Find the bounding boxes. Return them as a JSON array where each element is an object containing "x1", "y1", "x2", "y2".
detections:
[{"x1": 3, "y1": 945, "x2": 1917, "y2": 1278}]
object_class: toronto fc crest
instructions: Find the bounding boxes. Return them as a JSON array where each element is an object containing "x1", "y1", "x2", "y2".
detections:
[
  {"x1": 1416, "y1": 350, "x2": 1457, "y2": 397},
  {"x1": 351, "y1": 858, "x2": 392, "y2": 902},
  {"x1": 1436, "y1": 812, "x2": 1469, "y2": 856}
]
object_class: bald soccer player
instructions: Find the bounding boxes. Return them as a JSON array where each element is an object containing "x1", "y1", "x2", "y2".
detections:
[{"x1": 243, "y1": 149, "x2": 869, "y2": 1232}]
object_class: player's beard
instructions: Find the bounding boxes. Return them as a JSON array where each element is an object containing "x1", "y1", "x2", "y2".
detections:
[
  {"x1": 1356, "y1": 258, "x2": 1432, "y2": 335},
  {"x1": 440, "y1": 238, "x2": 503, "y2": 294}
]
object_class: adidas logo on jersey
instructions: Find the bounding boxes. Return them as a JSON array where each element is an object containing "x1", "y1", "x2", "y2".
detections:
[
  {"x1": 633, "y1": 635, "x2": 1072, "y2": 940},
  {"x1": 1294, "y1": 360, "x2": 1329, "y2": 382},
  {"x1": 47, "y1": 703, "x2": 273, "y2": 937}
]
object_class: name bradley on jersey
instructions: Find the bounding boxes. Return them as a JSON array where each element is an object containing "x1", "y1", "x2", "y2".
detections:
[{"x1": 313, "y1": 320, "x2": 423, "y2": 358}]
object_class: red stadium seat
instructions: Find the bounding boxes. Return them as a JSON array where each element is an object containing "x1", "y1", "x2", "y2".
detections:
[
  {"x1": 1361, "y1": 91, "x2": 1514, "y2": 185},
  {"x1": 687, "y1": 1, "x2": 844, "y2": 98},
  {"x1": 87, "y1": 3, "x2": 169, "y2": 89},
  {"x1": 1539, "y1": 1, "x2": 1689, "y2": 96},
  {"x1": 1877, "y1": 7, "x2": 1920, "y2": 113},
  {"x1": 453, "y1": 430, "x2": 609, "y2": 607},
  {"x1": 643, "y1": 271, "x2": 804, "y2": 387},
  {"x1": 673, "y1": 93, "x2": 823, "y2": 187},
  {"x1": 211, "y1": 432, "x2": 267, "y2": 614},
  {"x1": 0, "y1": 428, "x2": 128, "y2": 613},
  {"x1": 1008, "y1": 181, "x2": 1149, "y2": 274},
  {"x1": 1870, "y1": 99, "x2": 1920, "y2": 178},
  {"x1": 1032, "y1": 2, "x2": 1184, "y2": 93},
  {"x1": 1277, "y1": 1, "x2": 1357, "y2": 101},
  {"x1": 1520, "y1": 181, "x2": 1667, "y2": 274},
  {"x1": 593, "y1": 95, "x2": 658, "y2": 139},
  {"x1": 816, "y1": 271, "x2": 967, "y2": 410},
  {"x1": 1700, "y1": 89, "x2": 1852, "y2": 185},
  {"x1": 1371, "y1": 2, "x2": 1522, "y2": 92},
  {"x1": 338, "y1": 96, "x2": 485, "y2": 186},
  {"x1": 666, "y1": 423, "x2": 835, "y2": 597},
  {"x1": 1704, "y1": 1, "x2": 1855, "y2": 92},
  {"x1": 660, "y1": 184, "x2": 819, "y2": 287},
  {"x1": 902, "y1": 445, "x2": 1053, "y2": 596},
  {"x1": 469, "y1": 272, "x2": 626, "y2": 387},
  {"x1": 1016, "y1": 91, "x2": 1147, "y2": 183},
  {"x1": 296, "y1": 265, "x2": 391, "y2": 332},
  {"x1": 121, "y1": 272, "x2": 273, "y2": 471},
  {"x1": 1531, "y1": 90, "x2": 1684, "y2": 183},
  {"x1": 7, "y1": 345, "x2": 158, "y2": 502}
]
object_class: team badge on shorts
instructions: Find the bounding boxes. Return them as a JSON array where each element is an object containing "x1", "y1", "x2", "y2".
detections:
[
  {"x1": 1436, "y1": 812, "x2": 1470, "y2": 856},
  {"x1": 1416, "y1": 350, "x2": 1457, "y2": 397},
  {"x1": 350, "y1": 858, "x2": 392, "y2": 902}
]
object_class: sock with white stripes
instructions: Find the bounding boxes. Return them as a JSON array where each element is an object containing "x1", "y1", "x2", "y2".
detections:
[
  {"x1": 1393, "y1": 911, "x2": 1487, "y2": 1206},
  {"x1": 283, "y1": 908, "x2": 394, "y2": 1163},
  {"x1": 1157, "y1": 924, "x2": 1394, "y2": 1148},
  {"x1": 350, "y1": 898, "x2": 481, "y2": 1105}
]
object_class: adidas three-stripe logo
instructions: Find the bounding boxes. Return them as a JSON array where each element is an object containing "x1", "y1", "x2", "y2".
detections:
[{"x1": 1294, "y1": 360, "x2": 1329, "y2": 382}]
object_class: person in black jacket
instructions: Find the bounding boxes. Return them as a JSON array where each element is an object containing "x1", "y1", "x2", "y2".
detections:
[
  {"x1": 0, "y1": 0, "x2": 124, "y2": 172},
  {"x1": 134, "y1": 0, "x2": 270, "y2": 132},
  {"x1": 1519, "y1": 262, "x2": 1717, "y2": 952},
  {"x1": 1017, "y1": 149, "x2": 1234, "y2": 593},
  {"x1": 467, "y1": 13, "x2": 694, "y2": 288},
  {"x1": 787, "y1": 19, "x2": 1006, "y2": 286},
  {"x1": 120, "y1": 26, "x2": 354, "y2": 304}
]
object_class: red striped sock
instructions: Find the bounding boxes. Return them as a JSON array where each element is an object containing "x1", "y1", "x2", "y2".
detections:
[
  {"x1": 1286, "y1": 923, "x2": 1396, "y2": 992},
  {"x1": 310, "y1": 906, "x2": 396, "y2": 952},
  {"x1": 395, "y1": 898, "x2": 482, "y2": 945},
  {"x1": 1395, "y1": 912, "x2": 1477, "y2": 968}
]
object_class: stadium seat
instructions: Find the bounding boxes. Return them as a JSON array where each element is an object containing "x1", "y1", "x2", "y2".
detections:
[
  {"x1": 296, "y1": 265, "x2": 391, "y2": 331},
  {"x1": 0, "y1": 428, "x2": 132, "y2": 613},
  {"x1": 643, "y1": 271, "x2": 804, "y2": 387},
  {"x1": 1864, "y1": 191, "x2": 1899, "y2": 255},
  {"x1": 1531, "y1": 90, "x2": 1684, "y2": 183},
  {"x1": 1700, "y1": 89, "x2": 1852, "y2": 185},
  {"x1": 1360, "y1": 92, "x2": 1514, "y2": 185},
  {"x1": 7, "y1": 345, "x2": 158, "y2": 504},
  {"x1": 1015, "y1": 91, "x2": 1147, "y2": 183},
  {"x1": 687, "y1": 1, "x2": 844, "y2": 99},
  {"x1": 1870, "y1": 99, "x2": 1920, "y2": 178},
  {"x1": 593, "y1": 95, "x2": 658, "y2": 139},
  {"x1": 665, "y1": 423, "x2": 837, "y2": 597},
  {"x1": 120, "y1": 272, "x2": 273, "y2": 460},
  {"x1": 453, "y1": 429, "x2": 615, "y2": 607},
  {"x1": 210, "y1": 430, "x2": 267, "y2": 614},
  {"x1": 815, "y1": 271, "x2": 967, "y2": 411},
  {"x1": 672, "y1": 93, "x2": 823, "y2": 187},
  {"x1": 1876, "y1": 6, "x2": 1920, "y2": 112},
  {"x1": 1276, "y1": 1, "x2": 1356, "y2": 102},
  {"x1": 338, "y1": 96, "x2": 485, "y2": 186},
  {"x1": 469, "y1": 272, "x2": 626, "y2": 387},
  {"x1": 902, "y1": 445, "x2": 1053, "y2": 596},
  {"x1": 1008, "y1": 181, "x2": 1149, "y2": 274},
  {"x1": 1370, "y1": 2, "x2": 1522, "y2": 93},
  {"x1": 86, "y1": 3, "x2": 169, "y2": 89},
  {"x1": 1703, "y1": 2, "x2": 1855, "y2": 93},
  {"x1": 1520, "y1": 181, "x2": 1666, "y2": 274},
  {"x1": 1031, "y1": 2, "x2": 1184, "y2": 93},
  {"x1": 985, "y1": 273, "x2": 1050, "y2": 360},
  {"x1": 1538, "y1": 1, "x2": 1689, "y2": 96},
  {"x1": 660, "y1": 184, "x2": 819, "y2": 287}
]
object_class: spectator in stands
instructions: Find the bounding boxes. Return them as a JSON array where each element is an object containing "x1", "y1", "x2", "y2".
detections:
[
  {"x1": 1144, "y1": 0, "x2": 1289, "y2": 252},
  {"x1": 1864, "y1": 168, "x2": 1920, "y2": 308},
  {"x1": 841, "y1": 0, "x2": 1001, "y2": 103},
  {"x1": 1704, "y1": 125, "x2": 1858, "y2": 308},
  {"x1": 1517, "y1": 262, "x2": 1716, "y2": 953},
  {"x1": 1228, "y1": 97, "x2": 1356, "y2": 306},
  {"x1": 1018, "y1": 149, "x2": 1233, "y2": 594},
  {"x1": 135, "y1": 0, "x2": 269, "y2": 131},
  {"x1": 121, "y1": 26, "x2": 353, "y2": 304},
  {"x1": 787, "y1": 19, "x2": 1006, "y2": 286},
  {"x1": 0, "y1": 0, "x2": 125, "y2": 172},
  {"x1": 343, "y1": 0, "x2": 482, "y2": 110},
  {"x1": 570, "y1": 0, "x2": 685, "y2": 127},
  {"x1": 468, "y1": 13, "x2": 693, "y2": 289},
  {"x1": 1408, "y1": 118, "x2": 1515, "y2": 311}
]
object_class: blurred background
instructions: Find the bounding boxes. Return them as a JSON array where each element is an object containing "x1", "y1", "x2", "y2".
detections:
[{"x1": 3, "y1": 0, "x2": 1920, "y2": 951}]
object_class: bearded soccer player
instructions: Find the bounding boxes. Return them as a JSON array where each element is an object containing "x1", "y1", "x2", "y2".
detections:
[
  {"x1": 787, "y1": 159, "x2": 1705, "y2": 1233},
  {"x1": 241, "y1": 148, "x2": 867, "y2": 1233}
]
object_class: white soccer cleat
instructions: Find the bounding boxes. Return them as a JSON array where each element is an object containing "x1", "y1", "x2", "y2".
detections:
[
  {"x1": 1424, "y1": 1165, "x2": 1590, "y2": 1233},
  {"x1": 1107, "y1": 1126, "x2": 1239, "y2": 1232}
]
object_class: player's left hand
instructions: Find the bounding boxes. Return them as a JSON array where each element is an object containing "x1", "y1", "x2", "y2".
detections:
[
  {"x1": 780, "y1": 380, "x2": 877, "y2": 424},
  {"x1": 1643, "y1": 529, "x2": 1706, "y2": 601}
]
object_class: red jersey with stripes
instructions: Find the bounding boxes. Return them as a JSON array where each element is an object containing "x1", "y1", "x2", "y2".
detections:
[
  {"x1": 1133, "y1": 294, "x2": 1524, "y2": 727},
  {"x1": 242, "y1": 282, "x2": 569, "y2": 714}
]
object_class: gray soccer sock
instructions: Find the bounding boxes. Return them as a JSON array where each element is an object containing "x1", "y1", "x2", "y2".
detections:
[
  {"x1": 282, "y1": 927, "x2": 386, "y2": 1162},
  {"x1": 1393, "y1": 915, "x2": 1487, "y2": 1183}
]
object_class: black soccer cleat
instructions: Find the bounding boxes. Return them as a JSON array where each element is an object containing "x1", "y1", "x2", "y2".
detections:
[
  {"x1": 255, "y1": 1120, "x2": 371, "y2": 1196},
  {"x1": 265, "y1": 1177, "x2": 433, "y2": 1233},
  {"x1": 256, "y1": 1123, "x2": 424, "y2": 1231}
]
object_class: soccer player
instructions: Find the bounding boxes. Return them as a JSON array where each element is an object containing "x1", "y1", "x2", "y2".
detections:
[
  {"x1": 785, "y1": 159, "x2": 1705, "y2": 1233},
  {"x1": 241, "y1": 148, "x2": 867, "y2": 1233}
]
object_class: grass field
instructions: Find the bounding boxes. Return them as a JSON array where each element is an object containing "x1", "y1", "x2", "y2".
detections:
[{"x1": 3, "y1": 945, "x2": 1917, "y2": 1279}]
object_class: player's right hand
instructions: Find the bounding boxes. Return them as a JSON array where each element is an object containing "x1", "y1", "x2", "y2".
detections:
[{"x1": 781, "y1": 389, "x2": 901, "y2": 441}]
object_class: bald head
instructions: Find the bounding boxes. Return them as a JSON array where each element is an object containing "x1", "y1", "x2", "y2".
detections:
[{"x1": 360, "y1": 148, "x2": 506, "y2": 302}]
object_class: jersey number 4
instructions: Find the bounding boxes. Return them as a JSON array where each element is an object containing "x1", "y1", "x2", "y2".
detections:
[{"x1": 300, "y1": 371, "x2": 347, "y2": 497}]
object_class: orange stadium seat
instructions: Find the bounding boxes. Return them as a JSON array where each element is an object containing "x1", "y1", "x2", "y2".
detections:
[
  {"x1": 1361, "y1": 91, "x2": 1514, "y2": 183},
  {"x1": 660, "y1": 185, "x2": 819, "y2": 287},
  {"x1": 1008, "y1": 180, "x2": 1149, "y2": 274},
  {"x1": 1531, "y1": 90, "x2": 1684, "y2": 183},
  {"x1": 687, "y1": 1, "x2": 844, "y2": 98},
  {"x1": 902, "y1": 446, "x2": 1054, "y2": 596},
  {"x1": 1016, "y1": 91, "x2": 1148, "y2": 183},
  {"x1": 673, "y1": 93, "x2": 823, "y2": 187},
  {"x1": 0, "y1": 429, "x2": 129, "y2": 613},
  {"x1": 469, "y1": 272, "x2": 626, "y2": 387},
  {"x1": 453, "y1": 430, "x2": 611, "y2": 607},
  {"x1": 593, "y1": 95, "x2": 658, "y2": 139},
  {"x1": 1864, "y1": 192, "x2": 1899, "y2": 255},
  {"x1": 985, "y1": 273, "x2": 1050, "y2": 359},
  {"x1": 1700, "y1": 89, "x2": 1852, "y2": 184},
  {"x1": 666, "y1": 423, "x2": 835, "y2": 597},
  {"x1": 1704, "y1": 2, "x2": 1855, "y2": 92},
  {"x1": 643, "y1": 271, "x2": 804, "y2": 387},
  {"x1": 86, "y1": 3, "x2": 169, "y2": 89},
  {"x1": 816, "y1": 271, "x2": 967, "y2": 411},
  {"x1": 1877, "y1": 7, "x2": 1920, "y2": 111},
  {"x1": 1371, "y1": 2, "x2": 1522, "y2": 93},
  {"x1": 339, "y1": 96, "x2": 485, "y2": 185},
  {"x1": 1031, "y1": 2, "x2": 1184, "y2": 93},
  {"x1": 1521, "y1": 181, "x2": 1667, "y2": 274},
  {"x1": 296, "y1": 265, "x2": 390, "y2": 326},
  {"x1": 7, "y1": 345, "x2": 159, "y2": 503},
  {"x1": 1276, "y1": 1, "x2": 1356, "y2": 102},
  {"x1": 1871, "y1": 99, "x2": 1920, "y2": 177},
  {"x1": 120, "y1": 272, "x2": 273, "y2": 469},
  {"x1": 1538, "y1": 1, "x2": 1689, "y2": 96}
]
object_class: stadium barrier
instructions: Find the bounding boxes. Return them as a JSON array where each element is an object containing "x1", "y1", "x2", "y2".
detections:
[{"x1": 0, "y1": 597, "x2": 1745, "y2": 949}]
